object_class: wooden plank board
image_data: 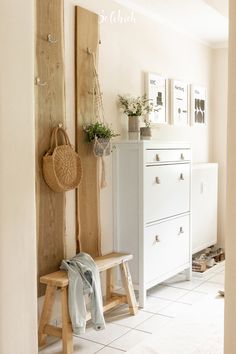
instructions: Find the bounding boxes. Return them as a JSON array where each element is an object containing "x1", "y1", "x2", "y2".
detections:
[
  {"x1": 94, "y1": 253, "x2": 133, "y2": 272},
  {"x1": 40, "y1": 253, "x2": 133, "y2": 287},
  {"x1": 35, "y1": 0, "x2": 66, "y2": 296},
  {"x1": 75, "y1": 6, "x2": 101, "y2": 257},
  {"x1": 38, "y1": 285, "x2": 56, "y2": 346}
]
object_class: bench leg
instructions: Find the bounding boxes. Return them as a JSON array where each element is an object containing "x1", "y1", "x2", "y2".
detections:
[
  {"x1": 61, "y1": 287, "x2": 73, "y2": 354},
  {"x1": 106, "y1": 268, "x2": 114, "y2": 300},
  {"x1": 38, "y1": 285, "x2": 56, "y2": 346},
  {"x1": 120, "y1": 261, "x2": 138, "y2": 315}
]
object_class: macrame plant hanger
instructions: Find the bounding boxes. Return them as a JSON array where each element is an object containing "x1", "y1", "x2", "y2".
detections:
[{"x1": 87, "y1": 47, "x2": 110, "y2": 188}]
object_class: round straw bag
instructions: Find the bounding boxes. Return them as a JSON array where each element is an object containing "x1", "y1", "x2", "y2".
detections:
[{"x1": 43, "y1": 127, "x2": 82, "y2": 193}]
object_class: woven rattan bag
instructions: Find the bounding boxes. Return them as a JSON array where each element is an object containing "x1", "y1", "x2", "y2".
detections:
[{"x1": 43, "y1": 127, "x2": 82, "y2": 192}]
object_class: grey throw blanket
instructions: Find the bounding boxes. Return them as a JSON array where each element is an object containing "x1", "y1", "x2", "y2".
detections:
[{"x1": 61, "y1": 252, "x2": 105, "y2": 335}]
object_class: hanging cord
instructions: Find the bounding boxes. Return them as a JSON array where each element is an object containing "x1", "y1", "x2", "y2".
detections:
[
  {"x1": 101, "y1": 156, "x2": 107, "y2": 188},
  {"x1": 88, "y1": 50, "x2": 105, "y2": 123},
  {"x1": 88, "y1": 49, "x2": 108, "y2": 189}
]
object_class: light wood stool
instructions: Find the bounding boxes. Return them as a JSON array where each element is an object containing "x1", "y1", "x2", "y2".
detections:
[{"x1": 38, "y1": 253, "x2": 138, "y2": 354}]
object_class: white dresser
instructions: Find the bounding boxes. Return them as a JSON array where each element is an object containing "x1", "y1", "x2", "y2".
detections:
[{"x1": 113, "y1": 140, "x2": 192, "y2": 307}]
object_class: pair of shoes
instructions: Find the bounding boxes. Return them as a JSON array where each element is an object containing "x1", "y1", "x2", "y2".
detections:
[{"x1": 218, "y1": 290, "x2": 224, "y2": 297}]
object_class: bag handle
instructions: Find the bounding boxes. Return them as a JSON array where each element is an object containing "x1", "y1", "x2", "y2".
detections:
[
  {"x1": 54, "y1": 127, "x2": 71, "y2": 147},
  {"x1": 45, "y1": 126, "x2": 72, "y2": 156}
]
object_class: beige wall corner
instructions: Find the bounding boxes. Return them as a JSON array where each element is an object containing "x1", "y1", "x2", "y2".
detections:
[
  {"x1": 0, "y1": 1, "x2": 37, "y2": 354},
  {"x1": 210, "y1": 47, "x2": 228, "y2": 249},
  {"x1": 225, "y1": 0, "x2": 236, "y2": 352}
]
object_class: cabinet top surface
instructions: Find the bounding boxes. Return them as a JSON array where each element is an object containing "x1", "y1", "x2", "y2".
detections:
[{"x1": 113, "y1": 139, "x2": 191, "y2": 149}]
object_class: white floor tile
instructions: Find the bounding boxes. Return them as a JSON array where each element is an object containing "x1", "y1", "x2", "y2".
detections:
[
  {"x1": 77, "y1": 322, "x2": 129, "y2": 345},
  {"x1": 148, "y1": 284, "x2": 189, "y2": 301},
  {"x1": 128, "y1": 296, "x2": 224, "y2": 354},
  {"x1": 39, "y1": 337, "x2": 104, "y2": 354},
  {"x1": 96, "y1": 347, "x2": 125, "y2": 353},
  {"x1": 178, "y1": 290, "x2": 209, "y2": 305},
  {"x1": 105, "y1": 305, "x2": 152, "y2": 328},
  {"x1": 208, "y1": 273, "x2": 225, "y2": 285},
  {"x1": 163, "y1": 274, "x2": 204, "y2": 290},
  {"x1": 158, "y1": 301, "x2": 192, "y2": 318},
  {"x1": 110, "y1": 329, "x2": 151, "y2": 351},
  {"x1": 73, "y1": 337, "x2": 105, "y2": 354},
  {"x1": 135, "y1": 314, "x2": 172, "y2": 333},
  {"x1": 194, "y1": 281, "x2": 224, "y2": 298},
  {"x1": 141, "y1": 296, "x2": 173, "y2": 314}
]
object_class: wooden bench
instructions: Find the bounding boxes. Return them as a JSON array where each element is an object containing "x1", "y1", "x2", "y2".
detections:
[{"x1": 38, "y1": 253, "x2": 138, "y2": 354}]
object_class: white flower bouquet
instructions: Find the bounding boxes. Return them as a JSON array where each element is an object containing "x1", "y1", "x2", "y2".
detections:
[{"x1": 118, "y1": 94, "x2": 153, "y2": 118}]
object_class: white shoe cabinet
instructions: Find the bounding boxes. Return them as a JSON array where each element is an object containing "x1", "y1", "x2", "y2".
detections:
[{"x1": 112, "y1": 140, "x2": 192, "y2": 307}]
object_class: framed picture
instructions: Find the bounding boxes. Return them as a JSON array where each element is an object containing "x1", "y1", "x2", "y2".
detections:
[
  {"x1": 171, "y1": 80, "x2": 189, "y2": 125},
  {"x1": 191, "y1": 85, "x2": 207, "y2": 125},
  {"x1": 146, "y1": 73, "x2": 168, "y2": 124}
]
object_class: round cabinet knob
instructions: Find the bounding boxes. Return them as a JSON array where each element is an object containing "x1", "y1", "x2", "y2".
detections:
[
  {"x1": 155, "y1": 235, "x2": 160, "y2": 243},
  {"x1": 179, "y1": 173, "x2": 184, "y2": 181},
  {"x1": 156, "y1": 177, "x2": 161, "y2": 184},
  {"x1": 178, "y1": 227, "x2": 184, "y2": 235},
  {"x1": 156, "y1": 154, "x2": 160, "y2": 161},
  {"x1": 180, "y1": 153, "x2": 185, "y2": 160}
]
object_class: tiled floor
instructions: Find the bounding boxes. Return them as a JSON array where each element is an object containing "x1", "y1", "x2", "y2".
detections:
[{"x1": 39, "y1": 263, "x2": 224, "y2": 354}]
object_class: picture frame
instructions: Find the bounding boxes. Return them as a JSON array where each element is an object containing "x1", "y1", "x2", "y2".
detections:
[
  {"x1": 146, "y1": 72, "x2": 168, "y2": 124},
  {"x1": 191, "y1": 85, "x2": 207, "y2": 126},
  {"x1": 171, "y1": 80, "x2": 189, "y2": 126}
]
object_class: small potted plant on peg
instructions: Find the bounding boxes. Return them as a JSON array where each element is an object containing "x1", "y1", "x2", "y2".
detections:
[
  {"x1": 118, "y1": 94, "x2": 153, "y2": 133},
  {"x1": 83, "y1": 122, "x2": 119, "y2": 157}
]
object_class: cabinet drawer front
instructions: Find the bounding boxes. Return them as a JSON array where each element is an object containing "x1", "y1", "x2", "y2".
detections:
[
  {"x1": 145, "y1": 163, "x2": 190, "y2": 223},
  {"x1": 146, "y1": 149, "x2": 191, "y2": 164},
  {"x1": 144, "y1": 216, "x2": 190, "y2": 284}
]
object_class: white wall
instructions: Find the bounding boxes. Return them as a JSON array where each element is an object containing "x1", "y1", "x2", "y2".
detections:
[
  {"x1": 0, "y1": 1, "x2": 37, "y2": 354},
  {"x1": 211, "y1": 48, "x2": 228, "y2": 248},
  {"x1": 64, "y1": 0, "x2": 213, "y2": 255}
]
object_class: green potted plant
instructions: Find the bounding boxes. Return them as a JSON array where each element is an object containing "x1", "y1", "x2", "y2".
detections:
[
  {"x1": 83, "y1": 122, "x2": 119, "y2": 157},
  {"x1": 140, "y1": 116, "x2": 152, "y2": 138},
  {"x1": 118, "y1": 94, "x2": 153, "y2": 133}
]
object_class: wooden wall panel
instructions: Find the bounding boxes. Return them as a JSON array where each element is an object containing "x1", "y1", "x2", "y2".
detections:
[
  {"x1": 75, "y1": 6, "x2": 101, "y2": 257},
  {"x1": 35, "y1": 0, "x2": 66, "y2": 296}
]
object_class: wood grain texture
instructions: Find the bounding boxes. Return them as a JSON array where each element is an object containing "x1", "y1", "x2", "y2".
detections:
[
  {"x1": 75, "y1": 6, "x2": 101, "y2": 257},
  {"x1": 61, "y1": 287, "x2": 73, "y2": 354},
  {"x1": 39, "y1": 253, "x2": 133, "y2": 287},
  {"x1": 38, "y1": 285, "x2": 56, "y2": 346},
  {"x1": 120, "y1": 262, "x2": 138, "y2": 315},
  {"x1": 35, "y1": 0, "x2": 66, "y2": 296}
]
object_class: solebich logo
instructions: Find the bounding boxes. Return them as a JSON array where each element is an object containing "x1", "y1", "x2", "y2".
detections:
[{"x1": 99, "y1": 9, "x2": 136, "y2": 25}]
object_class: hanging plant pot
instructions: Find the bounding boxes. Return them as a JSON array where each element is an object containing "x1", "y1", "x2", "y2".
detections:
[
  {"x1": 83, "y1": 122, "x2": 119, "y2": 157},
  {"x1": 83, "y1": 122, "x2": 119, "y2": 188},
  {"x1": 93, "y1": 137, "x2": 111, "y2": 157}
]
